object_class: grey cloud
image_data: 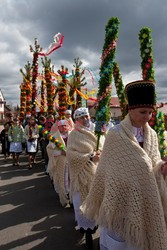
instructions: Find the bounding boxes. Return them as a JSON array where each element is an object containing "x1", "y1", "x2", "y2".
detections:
[{"x1": 0, "y1": 0, "x2": 167, "y2": 104}]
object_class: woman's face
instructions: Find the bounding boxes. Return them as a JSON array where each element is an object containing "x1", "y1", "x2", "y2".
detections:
[
  {"x1": 58, "y1": 125, "x2": 68, "y2": 134},
  {"x1": 129, "y1": 108, "x2": 153, "y2": 127}
]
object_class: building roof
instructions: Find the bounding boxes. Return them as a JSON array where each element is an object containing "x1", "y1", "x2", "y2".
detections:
[
  {"x1": 110, "y1": 97, "x2": 120, "y2": 107},
  {"x1": 87, "y1": 96, "x2": 167, "y2": 114},
  {"x1": 158, "y1": 104, "x2": 167, "y2": 115},
  {"x1": 87, "y1": 97, "x2": 97, "y2": 107},
  {"x1": 87, "y1": 96, "x2": 120, "y2": 108},
  {"x1": 4, "y1": 104, "x2": 14, "y2": 112},
  {"x1": 0, "y1": 88, "x2": 5, "y2": 100}
]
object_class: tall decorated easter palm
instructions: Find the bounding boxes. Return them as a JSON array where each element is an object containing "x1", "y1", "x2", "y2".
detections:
[
  {"x1": 40, "y1": 71, "x2": 47, "y2": 115},
  {"x1": 57, "y1": 65, "x2": 69, "y2": 119},
  {"x1": 19, "y1": 83, "x2": 26, "y2": 122},
  {"x1": 139, "y1": 27, "x2": 166, "y2": 156},
  {"x1": 41, "y1": 57, "x2": 54, "y2": 115},
  {"x1": 95, "y1": 17, "x2": 120, "y2": 150},
  {"x1": 20, "y1": 61, "x2": 32, "y2": 117},
  {"x1": 69, "y1": 58, "x2": 87, "y2": 111},
  {"x1": 113, "y1": 62, "x2": 127, "y2": 119}
]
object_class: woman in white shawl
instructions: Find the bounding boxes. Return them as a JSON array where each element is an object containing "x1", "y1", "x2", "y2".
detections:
[
  {"x1": 47, "y1": 119, "x2": 70, "y2": 206},
  {"x1": 81, "y1": 80, "x2": 167, "y2": 250}
]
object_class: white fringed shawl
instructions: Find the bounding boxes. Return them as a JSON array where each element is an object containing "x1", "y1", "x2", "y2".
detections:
[
  {"x1": 81, "y1": 114, "x2": 167, "y2": 250},
  {"x1": 66, "y1": 124, "x2": 104, "y2": 203},
  {"x1": 47, "y1": 130, "x2": 68, "y2": 206}
]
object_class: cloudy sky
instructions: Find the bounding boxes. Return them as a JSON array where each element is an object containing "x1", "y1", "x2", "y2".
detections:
[{"x1": 0, "y1": 0, "x2": 167, "y2": 105}]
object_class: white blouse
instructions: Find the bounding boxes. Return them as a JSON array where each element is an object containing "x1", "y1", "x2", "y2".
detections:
[{"x1": 132, "y1": 126, "x2": 144, "y2": 143}]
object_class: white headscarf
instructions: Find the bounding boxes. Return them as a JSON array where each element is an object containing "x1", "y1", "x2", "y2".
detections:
[
  {"x1": 57, "y1": 120, "x2": 68, "y2": 127},
  {"x1": 74, "y1": 107, "x2": 89, "y2": 119},
  {"x1": 65, "y1": 110, "x2": 72, "y2": 115}
]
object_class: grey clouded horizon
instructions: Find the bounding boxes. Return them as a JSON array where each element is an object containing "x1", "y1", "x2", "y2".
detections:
[{"x1": 0, "y1": 0, "x2": 167, "y2": 105}]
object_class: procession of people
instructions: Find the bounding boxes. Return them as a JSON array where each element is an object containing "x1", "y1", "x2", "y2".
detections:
[{"x1": 1, "y1": 79, "x2": 167, "y2": 250}]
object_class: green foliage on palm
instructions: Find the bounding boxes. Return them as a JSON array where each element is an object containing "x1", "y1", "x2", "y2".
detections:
[
  {"x1": 69, "y1": 58, "x2": 87, "y2": 110},
  {"x1": 95, "y1": 17, "x2": 120, "y2": 148},
  {"x1": 113, "y1": 62, "x2": 127, "y2": 119},
  {"x1": 139, "y1": 27, "x2": 166, "y2": 157},
  {"x1": 139, "y1": 27, "x2": 155, "y2": 82}
]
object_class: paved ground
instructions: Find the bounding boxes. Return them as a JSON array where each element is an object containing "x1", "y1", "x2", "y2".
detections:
[{"x1": 0, "y1": 151, "x2": 99, "y2": 250}]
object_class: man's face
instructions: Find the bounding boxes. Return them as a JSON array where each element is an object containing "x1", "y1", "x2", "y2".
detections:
[{"x1": 76, "y1": 115, "x2": 90, "y2": 128}]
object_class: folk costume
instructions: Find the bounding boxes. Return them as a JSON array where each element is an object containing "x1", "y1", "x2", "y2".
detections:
[
  {"x1": 8, "y1": 119, "x2": 25, "y2": 166},
  {"x1": 67, "y1": 108, "x2": 105, "y2": 233},
  {"x1": 25, "y1": 120, "x2": 39, "y2": 169},
  {"x1": 81, "y1": 81, "x2": 167, "y2": 250},
  {"x1": 8, "y1": 123, "x2": 24, "y2": 154},
  {"x1": 24, "y1": 124, "x2": 39, "y2": 153},
  {"x1": 65, "y1": 110, "x2": 74, "y2": 132},
  {"x1": 47, "y1": 120, "x2": 70, "y2": 206}
]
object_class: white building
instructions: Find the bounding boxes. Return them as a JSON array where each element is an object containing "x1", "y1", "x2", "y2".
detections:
[{"x1": 0, "y1": 88, "x2": 5, "y2": 121}]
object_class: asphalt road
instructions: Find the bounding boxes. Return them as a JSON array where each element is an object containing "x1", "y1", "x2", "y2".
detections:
[{"x1": 0, "y1": 151, "x2": 99, "y2": 250}]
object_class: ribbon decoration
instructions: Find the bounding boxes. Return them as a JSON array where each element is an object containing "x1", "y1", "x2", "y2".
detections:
[
  {"x1": 88, "y1": 97, "x2": 97, "y2": 102},
  {"x1": 38, "y1": 33, "x2": 64, "y2": 56},
  {"x1": 23, "y1": 76, "x2": 31, "y2": 85},
  {"x1": 101, "y1": 39, "x2": 117, "y2": 63},
  {"x1": 66, "y1": 80, "x2": 89, "y2": 100},
  {"x1": 65, "y1": 95, "x2": 75, "y2": 105},
  {"x1": 37, "y1": 74, "x2": 47, "y2": 84},
  {"x1": 75, "y1": 88, "x2": 89, "y2": 99},
  {"x1": 84, "y1": 68, "x2": 95, "y2": 85},
  {"x1": 50, "y1": 72, "x2": 62, "y2": 82},
  {"x1": 88, "y1": 89, "x2": 97, "y2": 96},
  {"x1": 35, "y1": 99, "x2": 47, "y2": 112}
]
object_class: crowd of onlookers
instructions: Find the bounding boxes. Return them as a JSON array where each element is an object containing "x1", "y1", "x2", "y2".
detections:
[
  {"x1": 0, "y1": 112, "x2": 69, "y2": 169},
  {"x1": 0, "y1": 111, "x2": 119, "y2": 169}
]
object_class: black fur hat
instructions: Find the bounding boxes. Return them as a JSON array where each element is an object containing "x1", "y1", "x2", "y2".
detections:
[{"x1": 125, "y1": 80, "x2": 155, "y2": 109}]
